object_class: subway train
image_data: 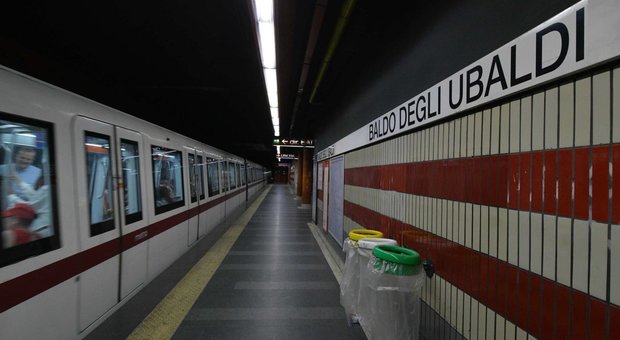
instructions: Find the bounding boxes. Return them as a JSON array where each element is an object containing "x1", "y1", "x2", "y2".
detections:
[{"x1": 0, "y1": 65, "x2": 268, "y2": 339}]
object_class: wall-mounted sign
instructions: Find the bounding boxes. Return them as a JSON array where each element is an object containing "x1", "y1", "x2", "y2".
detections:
[
  {"x1": 276, "y1": 153, "x2": 297, "y2": 159},
  {"x1": 273, "y1": 138, "x2": 314, "y2": 147},
  {"x1": 316, "y1": 0, "x2": 620, "y2": 161}
]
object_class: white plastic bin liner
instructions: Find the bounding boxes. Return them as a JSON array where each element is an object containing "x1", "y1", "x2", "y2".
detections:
[{"x1": 362, "y1": 253, "x2": 425, "y2": 340}]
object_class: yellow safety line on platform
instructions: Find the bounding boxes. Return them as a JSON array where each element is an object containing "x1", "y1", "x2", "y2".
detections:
[{"x1": 127, "y1": 185, "x2": 272, "y2": 340}]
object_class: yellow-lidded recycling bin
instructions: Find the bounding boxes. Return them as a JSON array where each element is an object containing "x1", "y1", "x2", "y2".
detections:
[{"x1": 340, "y1": 229, "x2": 386, "y2": 325}]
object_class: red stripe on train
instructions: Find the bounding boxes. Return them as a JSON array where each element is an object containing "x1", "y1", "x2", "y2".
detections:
[{"x1": 0, "y1": 182, "x2": 261, "y2": 313}]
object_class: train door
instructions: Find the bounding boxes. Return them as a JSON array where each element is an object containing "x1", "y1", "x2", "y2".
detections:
[
  {"x1": 195, "y1": 151, "x2": 207, "y2": 236},
  {"x1": 115, "y1": 127, "x2": 147, "y2": 299},
  {"x1": 73, "y1": 117, "x2": 120, "y2": 332},
  {"x1": 327, "y1": 155, "x2": 344, "y2": 246},
  {"x1": 187, "y1": 149, "x2": 199, "y2": 245},
  {"x1": 74, "y1": 117, "x2": 148, "y2": 332}
]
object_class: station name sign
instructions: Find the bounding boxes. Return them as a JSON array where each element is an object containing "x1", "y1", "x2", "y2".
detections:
[
  {"x1": 316, "y1": 0, "x2": 620, "y2": 161},
  {"x1": 273, "y1": 138, "x2": 314, "y2": 147},
  {"x1": 368, "y1": 6, "x2": 588, "y2": 143}
]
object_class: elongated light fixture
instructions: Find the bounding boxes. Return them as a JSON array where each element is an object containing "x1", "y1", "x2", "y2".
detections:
[{"x1": 252, "y1": 0, "x2": 279, "y2": 137}]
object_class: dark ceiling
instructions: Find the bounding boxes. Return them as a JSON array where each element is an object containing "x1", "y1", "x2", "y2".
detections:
[{"x1": 0, "y1": 0, "x2": 452, "y2": 167}]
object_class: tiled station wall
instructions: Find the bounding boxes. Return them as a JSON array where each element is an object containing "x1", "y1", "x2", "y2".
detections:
[{"x1": 341, "y1": 66, "x2": 620, "y2": 339}]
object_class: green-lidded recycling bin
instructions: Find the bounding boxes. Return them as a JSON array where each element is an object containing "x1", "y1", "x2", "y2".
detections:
[
  {"x1": 361, "y1": 244, "x2": 424, "y2": 340},
  {"x1": 340, "y1": 229, "x2": 389, "y2": 325}
]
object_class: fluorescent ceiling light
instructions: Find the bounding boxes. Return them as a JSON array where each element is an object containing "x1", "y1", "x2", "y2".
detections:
[
  {"x1": 272, "y1": 117, "x2": 279, "y2": 126},
  {"x1": 258, "y1": 23, "x2": 276, "y2": 68},
  {"x1": 254, "y1": 0, "x2": 273, "y2": 23},
  {"x1": 277, "y1": 146, "x2": 281, "y2": 153},
  {"x1": 270, "y1": 107, "x2": 278, "y2": 119},
  {"x1": 264, "y1": 69, "x2": 278, "y2": 107},
  {"x1": 274, "y1": 125, "x2": 280, "y2": 136}
]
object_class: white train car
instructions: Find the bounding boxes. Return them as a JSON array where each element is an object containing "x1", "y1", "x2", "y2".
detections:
[{"x1": 0, "y1": 65, "x2": 268, "y2": 339}]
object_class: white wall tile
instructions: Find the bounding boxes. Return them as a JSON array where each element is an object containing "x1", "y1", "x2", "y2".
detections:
[
  {"x1": 545, "y1": 87, "x2": 559, "y2": 149},
  {"x1": 470, "y1": 298, "x2": 479, "y2": 340},
  {"x1": 543, "y1": 215, "x2": 557, "y2": 280},
  {"x1": 478, "y1": 304, "x2": 487, "y2": 340},
  {"x1": 572, "y1": 219, "x2": 589, "y2": 293},
  {"x1": 486, "y1": 309, "x2": 496, "y2": 340},
  {"x1": 614, "y1": 67, "x2": 620, "y2": 143},
  {"x1": 532, "y1": 92, "x2": 545, "y2": 150},
  {"x1": 451, "y1": 284, "x2": 458, "y2": 329},
  {"x1": 482, "y1": 109, "x2": 491, "y2": 155},
  {"x1": 481, "y1": 205, "x2": 489, "y2": 254},
  {"x1": 505, "y1": 319, "x2": 516, "y2": 340},
  {"x1": 556, "y1": 217, "x2": 572, "y2": 286},
  {"x1": 473, "y1": 204, "x2": 481, "y2": 251},
  {"x1": 495, "y1": 314, "x2": 506, "y2": 340},
  {"x1": 510, "y1": 99, "x2": 521, "y2": 153},
  {"x1": 611, "y1": 224, "x2": 620, "y2": 305},
  {"x1": 592, "y1": 71, "x2": 611, "y2": 145},
  {"x1": 521, "y1": 96, "x2": 532, "y2": 152},
  {"x1": 575, "y1": 77, "x2": 591, "y2": 147},
  {"x1": 517, "y1": 328, "x2": 529, "y2": 340},
  {"x1": 465, "y1": 203, "x2": 473, "y2": 248},
  {"x1": 559, "y1": 82, "x2": 575, "y2": 148},
  {"x1": 518, "y1": 212, "x2": 530, "y2": 270},
  {"x1": 498, "y1": 207, "x2": 508, "y2": 261},
  {"x1": 444, "y1": 122, "x2": 450, "y2": 159},
  {"x1": 490, "y1": 207, "x2": 499, "y2": 258},
  {"x1": 492, "y1": 106, "x2": 501, "y2": 155},
  {"x1": 459, "y1": 202, "x2": 466, "y2": 245},
  {"x1": 531, "y1": 213, "x2": 543, "y2": 274},
  {"x1": 457, "y1": 289, "x2": 464, "y2": 334},
  {"x1": 475, "y1": 111, "x2": 483, "y2": 156},
  {"x1": 455, "y1": 119, "x2": 462, "y2": 158},
  {"x1": 468, "y1": 114, "x2": 475, "y2": 157},
  {"x1": 463, "y1": 294, "x2": 471, "y2": 339},
  {"x1": 508, "y1": 209, "x2": 519, "y2": 265},
  {"x1": 501, "y1": 103, "x2": 510, "y2": 154},
  {"x1": 589, "y1": 221, "x2": 608, "y2": 300}
]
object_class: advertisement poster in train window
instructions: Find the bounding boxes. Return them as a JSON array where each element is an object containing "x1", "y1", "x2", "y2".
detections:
[
  {"x1": 189, "y1": 153, "x2": 197, "y2": 203},
  {"x1": 0, "y1": 114, "x2": 60, "y2": 267},
  {"x1": 206, "y1": 157, "x2": 220, "y2": 197},
  {"x1": 197, "y1": 155, "x2": 205, "y2": 200},
  {"x1": 151, "y1": 145, "x2": 184, "y2": 214},
  {"x1": 85, "y1": 132, "x2": 115, "y2": 236}
]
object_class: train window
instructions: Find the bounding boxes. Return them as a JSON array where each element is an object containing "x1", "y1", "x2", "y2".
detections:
[
  {"x1": 229, "y1": 162, "x2": 237, "y2": 190},
  {"x1": 85, "y1": 133, "x2": 115, "y2": 236},
  {"x1": 206, "y1": 157, "x2": 220, "y2": 197},
  {"x1": 120, "y1": 139, "x2": 142, "y2": 225},
  {"x1": 220, "y1": 161, "x2": 229, "y2": 192},
  {"x1": 0, "y1": 114, "x2": 59, "y2": 267},
  {"x1": 197, "y1": 155, "x2": 205, "y2": 200},
  {"x1": 240, "y1": 164, "x2": 245, "y2": 186},
  {"x1": 151, "y1": 145, "x2": 184, "y2": 214},
  {"x1": 236, "y1": 163, "x2": 241, "y2": 187},
  {"x1": 188, "y1": 153, "x2": 197, "y2": 203}
]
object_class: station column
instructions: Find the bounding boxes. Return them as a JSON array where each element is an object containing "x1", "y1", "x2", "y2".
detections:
[{"x1": 302, "y1": 147, "x2": 312, "y2": 204}]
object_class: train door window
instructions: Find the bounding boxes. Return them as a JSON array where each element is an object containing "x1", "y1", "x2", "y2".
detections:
[
  {"x1": 120, "y1": 139, "x2": 142, "y2": 224},
  {"x1": 0, "y1": 115, "x2": 59, "y2": 267},
  {"x1": 188, "y1": 153, "x2": 197, "y2": 203},
  {"x1": 151, "y1": 145, "x2": 184, "y2": 214},
  {"x1": 206, "y1": 157, "x2": 220, "y2": 197},
  {"x1": 85, "y1": 132, "x2": 115, "y2": 236},
  {"x1": 197, "y1": 155, "x2": 205, "y2": 200},
  {"x1": 240, "y1": 164, "x2": 245, "y2": 186},
  {"x1": 220, "y1": 161, "x2": 229, "y2": 192}
]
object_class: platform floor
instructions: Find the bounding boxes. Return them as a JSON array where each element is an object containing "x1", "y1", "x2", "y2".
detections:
[{"x1": 86, "y1": 184, "x2": 367, "y2": 340}]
